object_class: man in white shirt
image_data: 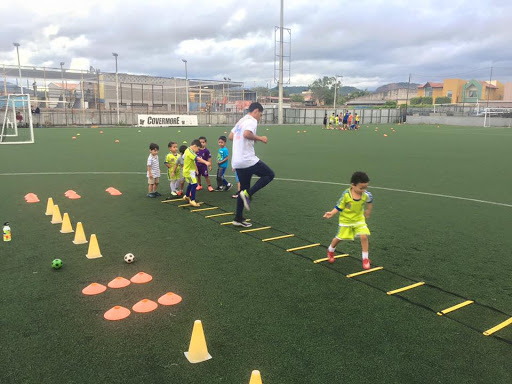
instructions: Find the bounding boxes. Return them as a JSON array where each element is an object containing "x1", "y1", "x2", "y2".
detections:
[{"x1": 228, "y1": 102, "x2": 275, "y2": 227}]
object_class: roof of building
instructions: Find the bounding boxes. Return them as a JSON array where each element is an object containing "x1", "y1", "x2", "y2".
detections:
[
  {"x1": 478, "y1": 81, "x2": 498, "y2": 89},
  {"x1": 417, "y1": 82, "x2": 444, "y2": 89}
]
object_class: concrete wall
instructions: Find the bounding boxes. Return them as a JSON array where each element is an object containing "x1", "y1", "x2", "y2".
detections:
[{"x1": 407, "y1": 115, "x2": 512, "y2": 127}]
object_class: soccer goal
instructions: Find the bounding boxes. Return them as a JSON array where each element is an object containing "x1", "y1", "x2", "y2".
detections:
[
  {"x1": 483, "y1": 108, "x2": 512, "y2": 128},
  {"x1": 0, "y1": 94, "x2": 34, "y2": 144}
]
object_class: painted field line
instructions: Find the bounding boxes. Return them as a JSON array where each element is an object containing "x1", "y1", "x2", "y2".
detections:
[
  {"x1": 205, "y1": 212, "x2": 234, "y2": 218},
  {"x1": 262, "y1": 234, "x2": 295, "y2": 242},
  {"x1": 313, "y1": 254, "x2": 349, "y2": 264},
  {"x1": 239, "y1": 226, "x2": 272, "y2": 233},
  {"x1": 483, "y1": 317, "x2": 512, "y2": 336},
  {"x1": 437, "y1": 300, "x2": 474, "y2": 316},
  {"x1": 346, "y1": 267, "x2": 383, "y2": 278},
  {"x1": 190, "y1": 206, "x2": 218, "y2": 213},
  {"x1": 220, "y1": 219, "x2": 251, "y2": 226},
  {"x1": 286, "y1": 243, "x2": 321, "y2": 252},
  {"x1": 1, "y1": 172, "x2": 509, "y2": 208},
  {"x1": 387, "y1": 282, "x2": 425, "y2": 295}
]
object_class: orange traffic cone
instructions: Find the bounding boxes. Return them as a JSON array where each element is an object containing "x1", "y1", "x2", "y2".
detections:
[
  {"x1": 86, "y1": 234, "x2": 102, "y2": 259},
  {"x1": 132, "y1": 299, "x2": 158, "y2": 313},
  {"x1": 82, "y1": 283, "x2": 107, "y2": 295},
  {"x1": 107, "y1": 276, "x2": 131, "y2": 289},
  {"x1": 45, "y1": 197, "x2": 55, "y2": 215},
  {"x1": 130, "y1": 272, "x2": 153, "y2": 284},
  {"x1": 184, "y1": 320, "x2": 212, "y2": 363},
  {"x1": 51, "y1": 205, "x2": 63, "y2": 224},
  {"x1": 72, "y1": 222, "x2": 88, "y2": 244},
  {"x1": 60, "y1": 213, "x2": 74, "y2": 233},
  {"x1": 249, "y1": 370, "x2": 263, "y2": 384},
  {"x1": 157, "y1": 292, "x2": 182, "y2": 306},
  {"x1": 104, "y1": 306, "x2": 131, "y2": 321}
]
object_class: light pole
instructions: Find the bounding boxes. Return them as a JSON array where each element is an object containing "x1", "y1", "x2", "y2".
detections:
[
  {"x1": 112, "y1": 53, "x2": 120, "y2": 125},
  {"x1": 60, "y1": 62, "x2": 65, "y2": 104},
  {"x1": 13, "y1": 43, "x2": 23, "y2": 94},
  {"x1": 182, "y1": 59, "x2": 189, "y2": 114},
  {"x1": 333, "y1": 74, "x2": 342, "y2": 110},
  {"x1": 224, "y1": 77, "x2": 231, "y2": 112}
]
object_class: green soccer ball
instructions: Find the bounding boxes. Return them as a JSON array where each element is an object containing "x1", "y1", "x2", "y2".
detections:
[{"x1": 52, "y1": 259, "x2": 63, "y2": 269}]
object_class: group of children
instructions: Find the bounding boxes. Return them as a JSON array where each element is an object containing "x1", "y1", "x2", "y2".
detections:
[
  {"x1": 323, "y1": 112, "x2": 360, "y2": 130},
  {"x1": 146, "y1": 133, "x2": 374, "y2": 271},
  {"x1": 146, "y1": 136, "x2": 234, "y2": 203}
]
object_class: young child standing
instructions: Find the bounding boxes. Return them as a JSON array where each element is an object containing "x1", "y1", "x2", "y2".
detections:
[
  {"x1": 164, "y1": 141, "x2": 180, "y2": 197},
  {"x1": 183, "y1": 139, "x2": 211, "y2": 207},
  {"x1": 146, "y1": 143, "x2": 161, "y2": 198},
  {"x1": 323, "y1": 171, "x2": 373, "y2": 269},
  {"x1": 196, "y1": 136, "x2": 213, "y2": 191},
  {"x1": 175, "y1": 145, "x2": 188, "y2": 196},
  {"x1": 215, "y1": 135, "x2": 232, "y2": 191}
]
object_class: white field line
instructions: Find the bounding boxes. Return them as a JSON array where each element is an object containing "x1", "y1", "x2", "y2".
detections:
[{"x1": 0, "y1": 172, "x2": 511, "y2": 208}]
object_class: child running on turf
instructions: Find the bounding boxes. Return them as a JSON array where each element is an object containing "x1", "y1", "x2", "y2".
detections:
[
  {"x1": 164, "y1": 141, "x2": 181, "y2": 197},
  {"x1": 323, "y1": 171, "x2": 373, "y2": 269},
  {"x1": 183, "y1": 139, "x2": 211, "y2": 207},
  {"x1": 146, "y1": 143, "x2": 161, "y2": 198},
  {"x1": 215, "y1": 136, "x2": 232, "y2": 191},
  {"x1": 196, "y1": 136, "x2": 213, "y2": 191}
]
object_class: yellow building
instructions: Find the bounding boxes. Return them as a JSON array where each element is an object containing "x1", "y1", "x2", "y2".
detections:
[
  {"x1": 418, "y1": 79, "x2": 504, "y2": 103},
  {"x1": 417, "y1": 82, "x2": 444, "y2": 101},
  {"x1": 442, "y1": 79, "x2": 467, "y2": 103}
]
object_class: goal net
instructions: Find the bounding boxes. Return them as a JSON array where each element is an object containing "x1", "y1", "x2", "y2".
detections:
[
  {"x1": 0, "y1": 94, "x2": 35, "y2": 144},
  {"x1": 483, "y1": 108, "x2": 512, "y2": 128}
]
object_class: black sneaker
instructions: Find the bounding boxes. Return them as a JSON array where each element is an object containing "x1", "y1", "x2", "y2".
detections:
[
  {"x1": 225, "y1": 183, "x2": 233, "y2": 191},
  {"x1": 154, "y1": 191, "x2": 162, "y2": 196},
  {"x1": 214, "y1": 186, "x2": 224, "y2": 191},
  {"x1": 232, "y1": 220, "x2": 252, "y2": 228},
  {"x1": 147, "y1": 193, "x2": 156, "y2": 198}
]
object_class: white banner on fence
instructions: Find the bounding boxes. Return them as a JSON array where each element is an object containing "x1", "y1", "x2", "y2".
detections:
[{"x1": 137, "y1": 114, "x2": 198, "y2": 127}]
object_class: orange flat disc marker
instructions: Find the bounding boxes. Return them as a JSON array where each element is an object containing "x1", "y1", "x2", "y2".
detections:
[
  {"x1": 132, "y1": 299, "x2": 158, "y2": 313},
  {"x1": 82, "y1": 282, "x2": 107, "y2": 295},
  {"x1": 107, "y1": 276, "x2": 131, "y2": 289},
  {"x1": 130, "y1": 272, "x2": 153, "y2": 284},
  {"x1": 158, "y1": 292, "x2": 183, "y2": 306},
  {"x1": 104, "y1": 306, "x2": 131, "y2": 321}
]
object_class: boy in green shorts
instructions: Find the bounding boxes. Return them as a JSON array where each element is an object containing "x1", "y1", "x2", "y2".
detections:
[
  {"x1": 323, "y1": 171, "x2": 373, "y2": 269},
  {"x1": 164, "y1": 141, "x2": 181, "y2": 197},
  {"x1": 183, "y1": 139, "x2": 211, "y2": 207}
]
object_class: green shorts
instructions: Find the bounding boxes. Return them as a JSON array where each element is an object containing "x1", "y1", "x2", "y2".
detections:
[
  {"x1": 184, "y1": 170, "x2": 197, "y2": 184},
  {"x1": 335, "y1": 222, "x2": 370, "y2": 240}
]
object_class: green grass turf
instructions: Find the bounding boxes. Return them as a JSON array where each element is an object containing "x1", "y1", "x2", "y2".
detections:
[{"x1": 0, "y1": 124, "x2": 511, "y2": 383}]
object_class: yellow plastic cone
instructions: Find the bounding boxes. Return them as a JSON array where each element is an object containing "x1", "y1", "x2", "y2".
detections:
[
  {"x1": 249, "y1": 370, "x2": 263, "y2": 384},
  {"x1": 72, "y1": 222, "x2": 88, "y2": 244},
  {"x1": 86, "y1": 234, "x2": 102, "y2": 259},
  {"x1": 45, "y1": 197, "x2": 55, "y2": 215},
  {"x1": 184, "y1": 320, "x2": 212, "y2": 363},
  {"x1": 51, "y1": 205, "x2": 63, "y2": 224},
  {"x1": 60, "y1": 213, "x2": 74, "y2": 233}
]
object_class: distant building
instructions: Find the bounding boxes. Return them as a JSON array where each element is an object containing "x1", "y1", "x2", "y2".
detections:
[{"x1": 417, "y1": 79, "x2": 505, "y2": 103}]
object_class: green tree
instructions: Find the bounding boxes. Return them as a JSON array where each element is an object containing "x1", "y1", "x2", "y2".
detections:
[
  {"x1": 252, "y1": 86, "x2": 271, "y2": 98},
  {"x1": 290, "y1": 94, "x2": 304, "y2": 102},
  {"x1": 308, "y1": 76, "x2": 339, "y2": 106}
]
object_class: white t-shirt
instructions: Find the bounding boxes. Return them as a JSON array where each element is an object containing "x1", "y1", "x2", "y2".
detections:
[
  {"x1": 147, "y1": 154, "x2": 160, "y2": 178},
  {"x1": 231, "y1": 114, "x2": 259, "y2": 169}
]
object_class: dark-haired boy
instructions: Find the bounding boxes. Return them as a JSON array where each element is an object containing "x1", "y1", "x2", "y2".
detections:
[
  {"x1": 323, "y1": 171, "x2": 373, "y2": 269},
  {"x1": 146, "y1": 143, "x2": 161, "y2": 198},
  {"x1": 183, "y1": 139, "x2": 211, "y2": 207},
  {"x1": 196, "y1": 136, "x2": 213, "y2": 191},
  {"x1": 215, "y1": 136, "x2": 232, "y2": 191}
]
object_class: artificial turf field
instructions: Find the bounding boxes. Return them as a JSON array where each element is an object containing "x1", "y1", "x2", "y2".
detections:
[{"x1": 0, "y1": 123, "x2": 511, "y2": 383}]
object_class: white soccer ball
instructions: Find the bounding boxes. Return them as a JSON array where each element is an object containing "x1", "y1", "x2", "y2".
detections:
[{"x1": 124, "y1": 253, "x2": 135, "y2": 263}]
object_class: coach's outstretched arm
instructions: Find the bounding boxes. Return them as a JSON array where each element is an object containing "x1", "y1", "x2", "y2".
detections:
[{"x1": 243, "y1": 130, "x2": 268, "y2": 143}]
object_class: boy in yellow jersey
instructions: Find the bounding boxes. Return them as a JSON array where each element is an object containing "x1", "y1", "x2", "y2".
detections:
[
  {"x1": 164, "y1": 141, "x2": 180, "y2": 197},
  {"x1": 183, "y1": 139, "x2": 211, "y2": 207},
  {"x1": 323, "y1": 171, "x2": 373, "y2": 269}
]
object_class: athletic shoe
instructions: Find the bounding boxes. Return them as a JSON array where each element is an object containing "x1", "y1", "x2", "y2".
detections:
[
  {"x1": 327, "y1": 250, "x2": 335, "y2": 264},
  {"x1": 154, "y1": 191, "x2": 162, "y2": 196},
  {"x1": 214, "y1": 186, "x2": 224, "y2": 191},
  {"x1": 196, "y1": 185, "x2": 203, "y2": 191},
  {"x1": 147, "y1": 193, "x2": 156, "y2": 198},
  {"x1": 177, "y1": 191, "x2": 183, "y2": 196},
  {"x1": 171, "y1": 191, "x2": 178, "y2": 196},
  {"x1": 232, "y1": 193, "x2": 239, "y2": 199},
  {"x1": 232, "y1": 220, "x2": 252, "y2": 228},
  {"x1": 225, "y1": 183, "x2": 233, "y2": 191},
  {"x1": 183, "y1": 195, "x2": 191, "y2": 203},
  {"x1": 190, "y1": 200, "x2": 200, "y2": 207},
  {"x1": 362, "y1": 258, "x2": 371, "y2": 270},
  {"x1": 240, "y1": 190, "x2": 251, "y2": 211},
  {"x1": 208, "y1": 185, "x2": 214, "y2": 192}
]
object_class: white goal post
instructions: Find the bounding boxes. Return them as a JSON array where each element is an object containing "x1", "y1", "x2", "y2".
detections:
[
  {"x1": 483, "y1": 108, "x2": 512, "y2": 128},
  {"x1": 0, "y1": 94, "x2": 34, "y2": 144}
]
